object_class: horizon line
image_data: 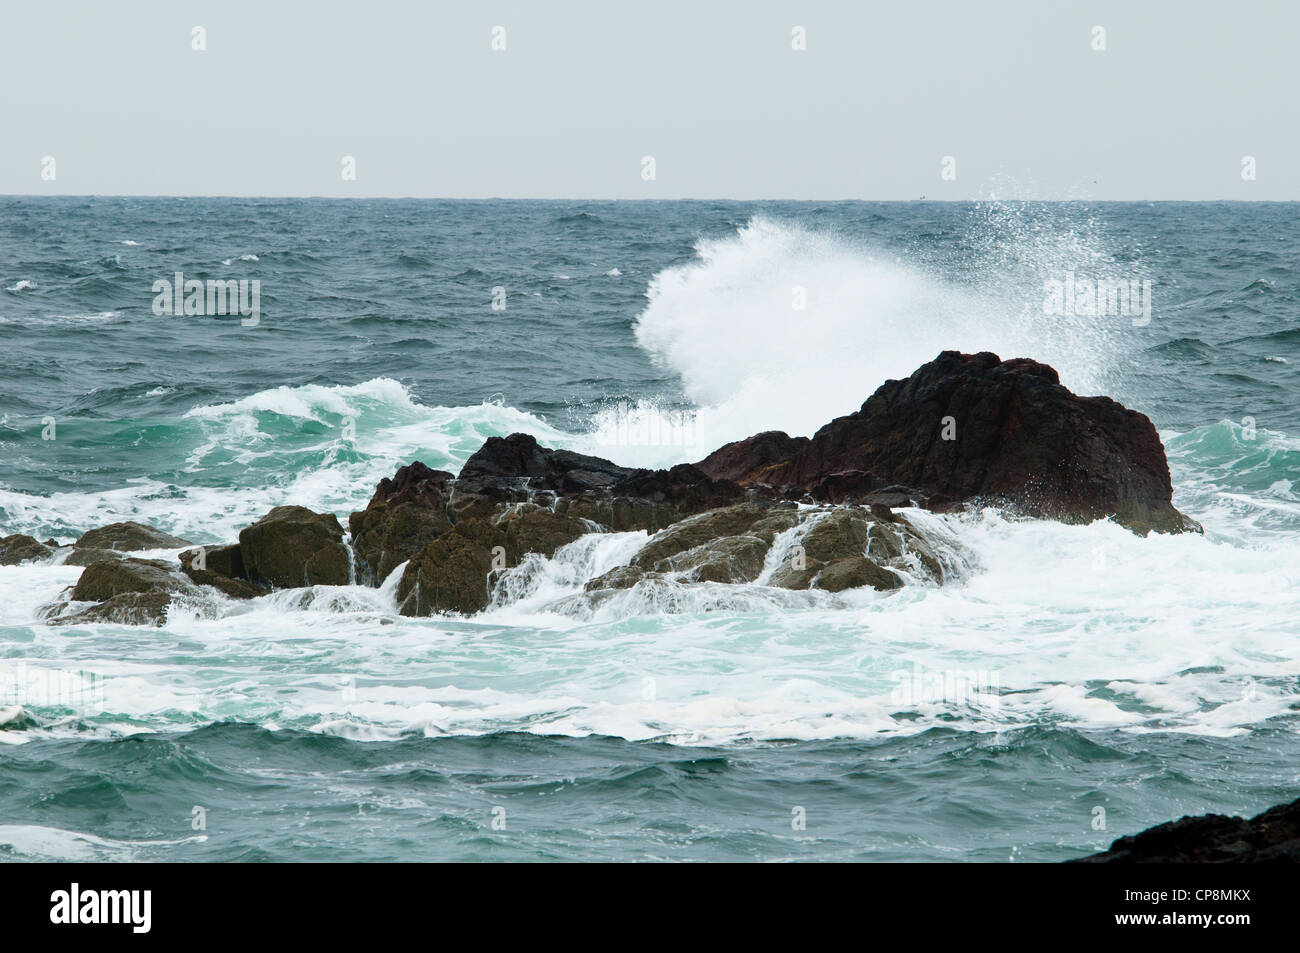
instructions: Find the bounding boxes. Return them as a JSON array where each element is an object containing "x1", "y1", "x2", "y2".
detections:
[{"x1": 0, "y1": 194, "x2": 1294, "y2": 203}]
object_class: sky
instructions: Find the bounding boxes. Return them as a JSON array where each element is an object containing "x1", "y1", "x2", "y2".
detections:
[{"x1": 0, "y1": 0, "x2": 1294, "y2": 199}]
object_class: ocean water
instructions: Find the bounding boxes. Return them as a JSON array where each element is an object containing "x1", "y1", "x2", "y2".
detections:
[{"x1": 1, "y1": 197, "x2": 1298, "y2": 862}]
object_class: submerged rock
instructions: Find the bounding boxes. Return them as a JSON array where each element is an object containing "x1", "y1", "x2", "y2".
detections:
[
  {"x1": 238, "y1": 506, "x2": 351, "y2": 588},
  {"x1": 1073, "y1": 797, "x2": 1300, "y2": 863},
  {"x1": 0, "y1": 534, "x2": 52, "y2": 565},
  {"x1": 696, "y1": 350, "x2": 1198, "y2": 535}
]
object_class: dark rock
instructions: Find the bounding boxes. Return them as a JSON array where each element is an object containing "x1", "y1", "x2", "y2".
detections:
[
  {"x1": 654, "y1": 535, "x2": 771, "y2": 584},
  {"x1": 0, "y1": 534, "x2": 52, "y2": 565},
  {"x1": 450, "y1": 434, "x2": 742, "y2": 532},
  {"x1": 59, "y1": 547, "x2": 121, "y2": 567},
  {"x1": 693, "y1": 431, "x2": 809, "y2": 486},
  {"x1": 585, "y1": 565, "x2": 649, "y2": 591},
  {"x1": 1073, "y1": 797, "x2": 1300, "y2": 863},
  {"x1": 54, "y1": 556, "x2": 203, "y2": 626},
  {"x1": 71, "y1": 557, "x2": 189, "y2": 603},
  {"x1": 238, "y1": 506, "x2": 350, "y2": 589},
  {"x1": 697, "y1": 351, "x2": 1197, "y2": 535},
  {"x1": 814, "y1": 555, "x2": 902, "y2": 592},
  {"x1": 56, "y1": 591, "x2": 180, "y2": 627},
  {"x1": 396, "y1": 508, "x2": 590, "y2": 616},
  {"x1": 179, "y1": 545, "x2": 268, "y2": 599},
  {"x1": 349, "y1": 461, "x2": 454, "y2": 584},
  {"x1": 766, "y1": 507, "x2": 948, "y2": 591},
  {"x1": 630, "y1": 503, "x2": 797, "y2": 570},
  {"x1": 74, "y1": 521, "x2": 193, "y2": 551},
  {"x1": 453, "y1": 434, "x2": 638, "y2": 509}
]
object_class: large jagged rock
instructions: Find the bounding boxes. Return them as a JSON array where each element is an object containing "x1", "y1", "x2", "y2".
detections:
[
  {"x1": 348, "y1": 461, "x2": 454, "y2": 584},
  {"x1": 396, "y1": 507, "x2": 591, "y2": 616},
  {"x1": 238, "y1": 506, "x2": 350, "y2": 588},
  {"x1": 179, "y1": 544, "x2": 268, "y2": 599},
  {"x1": 697, "y1": 350, "x2": 1198, "y2": 535},
  {"x1": 1073, "y1": 797, "x2": 1300, "y2": 863},
  {"x1": 0, "y1": 534, "x2": 52, "y2": 565},
  {"x1": 74, "y1": 521, "x2": 193, "y2": 551}
]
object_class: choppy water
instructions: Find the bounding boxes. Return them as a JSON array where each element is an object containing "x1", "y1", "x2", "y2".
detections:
[{"x1": 2, "y1": 198, "x2": 1298, "y2": 861}]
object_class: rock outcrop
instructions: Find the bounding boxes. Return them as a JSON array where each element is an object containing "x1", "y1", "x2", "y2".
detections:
[
  {"x1": 1073, "y1": 797, "x2": 1300, "y2": 863},
  {"x1": 22, "y1": 351, "x2": 1194, "y2": 624},
  {"x1": 238, "y1": 506, "x2": 351, "y2": 588},
  {"x1": 348, "y1": 461, "x2": 454, "y2": 584},
  {"x1": 0, "y1": 534, "x2": 52, "y2": 565},
  {"x1": 51, "y1": 557, "x2": 205, "y2": 626},
  {"x1": 178, "y1": 544, "x2": 269, "y2": 599},
  {"x1": 395, "y1": 506, "x2": 591, "y2": 616},
  {"x1": 696, "y1": 351, "x2": 1198, "y2": 535},
  {"x1": 74, "y1": 521, "x2": 193, "y2": 551}
]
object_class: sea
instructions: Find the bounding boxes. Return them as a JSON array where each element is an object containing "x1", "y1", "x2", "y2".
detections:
[{"x1": 0, "y1": 197, "x2": 1297, "y2": 861}]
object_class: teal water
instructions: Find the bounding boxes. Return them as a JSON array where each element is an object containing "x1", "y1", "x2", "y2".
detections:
[{"x1": 1, "y1": 199, "x2": 1298, "y2": 861}]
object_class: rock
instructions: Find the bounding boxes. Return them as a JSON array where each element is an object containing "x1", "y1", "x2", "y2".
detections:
[
  {"x1": 697, "y1": 351, "x2": 1197, "y2": 535},
  {"x1": 70, "y1": 557, "x2": 188, "y2": 602},
  {"x1": 179, "y1": 545, "x2": 268, "y2": 599},
  {"x1": 607, "y1": 464, "x2": 745, "y2": 529},
  {"x1": 691, "y1": 431, "x2": 810, "y2": 486},
  {"x1": 0, "y1": 534, "x2": 52, "y2": 565},
  {"x1": 50, "y1": 556, "x2": 204, "y2": 626},
  {"x1": 55, "y1": 591, "x2": 180, "y2": 627},
  {"x1": 1073, "y1": 797, "x2": 1300, "y2": 863},
  {"x1": 814, "y1": 556, "x2": 901, "y2": 592},
  {"x1": 396, "y1": 508, "x2": 590, "y2": 616},
  {"x1": 768, "y1": 509, "x2": 870, "y2": 589},
  {"x1": 59, "y1": 547, "x2": 121, "y2": 567},
  {"x1": 653, "y1": 535, "x2": 771, "y2": 584},
  {"x1": 449, "y1": 434, "x2": 742, "y2": 532},
  {"x1": 349, "y1": 461, "x2": 454, "y2": 584},
  {"x1": 630, "y1": 503, "x2": 798, "y2": 570},
  {"x1": 765, "y1": 507, "x2": 949, "y2": 591},
  {"x1": 238, "y1": 506, "x2": 350, "y2": 589},
  {"x1": 74, "y1": 521, "x2": 193, "y2": 551},
  {"x1": 451, "y1": 434, "x2": 639, "y2": 520},
  {"x1": 585, "y1": 565, "x2": 648, "y2": 591}
]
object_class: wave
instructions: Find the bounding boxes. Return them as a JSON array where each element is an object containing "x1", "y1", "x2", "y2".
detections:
[{"x1": 630, "y1": 215, "x2": 1140, "y2": 450}]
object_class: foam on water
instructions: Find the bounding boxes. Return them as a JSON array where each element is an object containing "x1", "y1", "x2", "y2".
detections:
[
  {"x1": 627, "y1": 215, "x2": 1137, "y2": 452},
  {"x1": 0, "y1": 208, "x2": 1295, "y2": 755}
]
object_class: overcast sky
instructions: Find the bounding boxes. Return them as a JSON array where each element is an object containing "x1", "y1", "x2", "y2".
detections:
[{"x1": 1, "y1": 0, "x2": 1294, "y2": 199}]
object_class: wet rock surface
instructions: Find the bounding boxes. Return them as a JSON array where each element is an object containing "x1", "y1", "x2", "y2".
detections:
[
  {"x1": 74, "y1": 521, "x2": 193, "y2": 552},
  {"x1": 0, "y1": 534, "x2": 53, "y2": 565},
  {"x1": 47, "y1": 556, "x2": 206, "y2": 626},
  {"x1": 239, "y1": 506, "x2": 351, "y2": 588},
  {"x1": 1073, "y1": 797, "x2": 1300, "y2": 863},
  {"x1": 26, "y1": 352, "x2": 1192, "y2": 623},
  {"x1": 696, "y1": 350, "x2": 1198, "y2": 535}
]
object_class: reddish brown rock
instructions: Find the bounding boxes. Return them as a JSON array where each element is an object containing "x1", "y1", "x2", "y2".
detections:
[{"x1": 697, "y1": 351, "x2": 1197, "y2": 534}]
